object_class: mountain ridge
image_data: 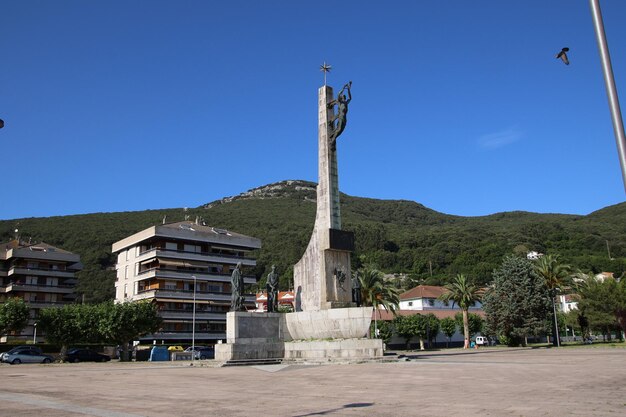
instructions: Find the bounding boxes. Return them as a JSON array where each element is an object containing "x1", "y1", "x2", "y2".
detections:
[{"x1": 1, "y1": 179, "x2": 624, "y2": 303}]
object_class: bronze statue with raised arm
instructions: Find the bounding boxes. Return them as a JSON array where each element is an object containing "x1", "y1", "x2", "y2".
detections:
[{"x1": 327, "y1": 81, "x2": 352, "y2": 151}]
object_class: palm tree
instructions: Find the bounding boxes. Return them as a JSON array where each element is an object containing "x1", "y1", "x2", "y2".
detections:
[
  {"x1": 358, "y1": 267, "x2": 400, "y2": 337},
  {"x1": 439, "y1": 274, "x2": 481, "y2": 349},
  {"x1": 534, "y1": 255, "x2": 571, "y2": 347}
]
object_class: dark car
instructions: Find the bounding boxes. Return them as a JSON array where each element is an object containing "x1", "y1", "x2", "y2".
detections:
[
  {"x1": 195, "y1": 347, "x2": 215, "y2": 360},
  {"x1": 64, "y1": 348, "x2": 111, "y2": 363},
  {"x1": 1, "y1": 346, "x2": 44, "y2": 363}
]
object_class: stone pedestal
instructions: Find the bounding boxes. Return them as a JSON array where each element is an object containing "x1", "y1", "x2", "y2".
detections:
[
  {"x1": 215, "y1": 312, "x2": 284, "y2": 361},
  {"x1": 215, "y1": 308, "x2": 383, "y2": 362}
]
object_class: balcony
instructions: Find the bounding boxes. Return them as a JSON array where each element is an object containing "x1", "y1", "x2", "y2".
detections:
[
  {"x1": 2, "y1": 282, "x2": 75, "y2": 294},
  {"x1": 8, "y1": 267, "x2": 76, "y2": 278},
  {"x1": 25, "y1": 300, "x2": 73, "y2": 308},
  {"x1": 136, "y1": 248, "x2": 256, "y2": 267},
  {"x1": 139, "y1": 331, "x2": 226, "y2": 341},
  {"x1": 134, "y1": 288, "x2": 255, "y2": 304},
  {"x1": 136, "y1": 267, "x2": 256, "y2": 285},
  {"x1": 159, "y1": 310, "x2": 227, "y2": 321}
]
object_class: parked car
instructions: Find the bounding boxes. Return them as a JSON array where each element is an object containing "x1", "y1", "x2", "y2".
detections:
[
  {"x1": 184, "y1": 346, "x2": 214, "y2": 359},
  {"x1": 195, "y1": 347, "x2": 215, "y2": 360},
  {"x1": 475, "y1": 336, "x2": 488, "y2": 346},
  {"x1": 3, "y1": 350, "x2": 53, "y2": 365},
  {"x1": 64, "y1": 348, "x2": 111, "y2": 363},
  {"x1": 1, "y1": 346, "x2": 44, "y2": 363}
]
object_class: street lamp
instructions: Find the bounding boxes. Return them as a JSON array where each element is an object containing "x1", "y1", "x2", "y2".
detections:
[
  {"x1": 191, "y1": 275, "x2": 196, "y2": 363},
  {"x1": 589, "y1": 0, "x2": 626, "y2": 192},
  {"x1": 552, "y1": 289, "x2": 561, "y2": 348},
  {"x1": 33, "y1": 322, "x2": 37, "y2": 344}
]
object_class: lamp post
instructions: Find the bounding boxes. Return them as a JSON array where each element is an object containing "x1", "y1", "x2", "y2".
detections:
[
  {"x1": 552, "y1": 289, "x2": 561, "y2": 348},
  {"x1": 191, "y1": 275, "x2": 196, "y2": 363},
  {"x1": 33, "y1": 322, "x2": 37, "y2": 344},
  {"x1": 589, "y1": 0, "x2": 626, "y2": 192}
]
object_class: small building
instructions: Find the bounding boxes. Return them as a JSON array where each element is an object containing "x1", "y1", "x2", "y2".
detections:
[
  {"x1": 558, "y1": 294, "x2": 579, "y2": 313},
  {"x1": 255, "y1": 290, "x2": 295, "y2": 312},
  {"x1": 112, "y1": 220, "x2": 261, "y2": 345},
  {"x1": 0, "y1": 239, "x2": 82, "y2": 343},
  {"x1": 399, "y1": 285, "x2": 483, "y2": 311},
  {"x1": 376, "y1": 284, "x2": 486, "y2": 348}
]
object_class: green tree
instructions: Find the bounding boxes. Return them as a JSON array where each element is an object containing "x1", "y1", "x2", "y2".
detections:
[
  {"x1": 440, "y1": 317, "x2": 457, "y2": 348},
  {"x1": 424, "y1": 313, "x2": 440, "y2": 349},
  {"x1": 359, "y1": 267, "x2": 401, "y2": 314},
  {"x1": 376, "y1": 319, "x2": 394, "y2": 346},
  {"x1": 483, "y1": 256, "x2": 551, "y2": 346},
  {"x1": 454, "y1": 312, "x2": 484, "y2": 339},
  {"x1": 98, "y1": 301, "x2": 162, "y2": 361},
  {"x1": 394, "y1": 315, "x2": 419, "y2": 350},
  {"x1": 359, "y1": 267, "x2": 400, "y2": 338},
  {"x1": 38, "y1": 304, "x2": 102, "y2": 358},
  {"x1": 0, "y1": 297, "x2": 30, "y2": 337},
  {"x1": 576, "y1": 275, "x2": 625, "y2": 341},
  {"x1": 439, "y1": 274, "x2": 481, "y2": 349},
  {"x1": 534, "y1": 254, "x2": 571, "y2": 346}
]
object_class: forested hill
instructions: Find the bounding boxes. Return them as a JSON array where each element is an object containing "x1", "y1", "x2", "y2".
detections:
[{"x1": 1, "y1": 180, "x2": 625, "y2": 303}]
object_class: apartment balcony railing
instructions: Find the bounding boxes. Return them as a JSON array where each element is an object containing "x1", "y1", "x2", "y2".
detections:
[
  {"x1": 134, "y1": 288, "x2": 256, "y2": 305},
  {"x1": 140, "y1": 331, "x2": 226, "y2": 341},
  {"x1": 158, "y1": 310, "x2": 227, "y2": 320},
  {"x1": 24, "y1": 300, "x2": 73, "y2": 308},
  {"x1": 8, "y1": 267, "x2": 76, "y2": 278},
  {"x1": 135, "y1": 248, "x2": 256, "y2": 267},
  {"x1": 136, "y1": 267, "x2": 256, "y2": 285},
  {"x1": 1, "y1": 283, "x2": 75, "y2": 294}
]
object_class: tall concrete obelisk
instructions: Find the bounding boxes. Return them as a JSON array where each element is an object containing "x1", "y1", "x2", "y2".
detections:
[{"x1": 293, "y1": 84, "x2": 354, "y2": 311}]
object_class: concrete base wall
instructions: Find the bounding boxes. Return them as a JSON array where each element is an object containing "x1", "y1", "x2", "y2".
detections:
[
  {"x1": 284, "y1": 338, "x2": 383, "y2": 361},
  {"x1": 216, "y1": 309, "x2": 381, "y2": 362},
  {"x1": 283, "y1": 307, "x2": 373, "y2": 340}
]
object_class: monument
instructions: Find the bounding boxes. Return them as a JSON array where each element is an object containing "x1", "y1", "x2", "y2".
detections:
[{"x1": 215, "y1": 67, "x2": 383, "y2": 363}]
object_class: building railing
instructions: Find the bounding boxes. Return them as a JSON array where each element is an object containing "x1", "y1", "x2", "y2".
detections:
[
  {"x1": 137, "y1": 287, "x2": 232, "y2": 296},
  {"x1": 138, "y1": 247, "x2": 253, "y2": 261},
  {"x1": 137, "y1": 267, "x2": 255, "y2": 281},
  {"x1": 3, "y1": 282, "x2": 75, "y2": 289}
]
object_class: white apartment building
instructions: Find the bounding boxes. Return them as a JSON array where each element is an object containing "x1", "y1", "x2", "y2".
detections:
[
  {"x1": 1, "y1": 240, "x2": 82, "y2": 343},
  {"x1": 112, "y1": 220, "x2": 261, "y2": 345}
]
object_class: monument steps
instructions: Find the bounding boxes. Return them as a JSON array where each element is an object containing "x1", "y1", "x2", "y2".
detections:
[{"x1": 221, "y1": 358, "x2": 283, "y2": 367}]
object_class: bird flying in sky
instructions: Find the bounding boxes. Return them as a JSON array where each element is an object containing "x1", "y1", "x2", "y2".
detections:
[{"x1": 556, "y1": 47, "x2": 570, "y2": 65}]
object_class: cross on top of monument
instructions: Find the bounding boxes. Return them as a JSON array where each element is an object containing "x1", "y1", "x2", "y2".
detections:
[{"x1": 320, "y1": 62, "x2": 332, "y2": 85}]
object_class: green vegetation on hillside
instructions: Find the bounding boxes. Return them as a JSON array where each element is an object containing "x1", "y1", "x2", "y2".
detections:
[{"x1": 1, "y1": 180, "x2": 625, "y2": 302}]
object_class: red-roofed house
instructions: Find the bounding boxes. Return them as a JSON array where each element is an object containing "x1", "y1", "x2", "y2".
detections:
[
  {"x1": 373, "y1": 285, "x2": 486, "y2": 349},
  {"x1": 399, "y1": 285, "x2": 483, "y2": 311},
  {"x1": 255, "y1": 291, "x2": 295, "y2": 312}
]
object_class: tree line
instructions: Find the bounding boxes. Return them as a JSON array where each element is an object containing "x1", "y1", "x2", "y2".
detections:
[{"x1": 0, "y1": 299, "x2": 161, "y2": 361}]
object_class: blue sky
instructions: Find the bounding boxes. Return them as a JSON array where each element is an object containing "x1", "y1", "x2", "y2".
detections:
[{"x1": 1, "y1": 0, "x2": 625, "y2": 220}]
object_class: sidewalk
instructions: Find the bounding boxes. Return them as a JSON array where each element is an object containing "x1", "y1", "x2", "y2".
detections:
[{"x1": 1, "y1": 348, "x2": 624, "y2": 416}]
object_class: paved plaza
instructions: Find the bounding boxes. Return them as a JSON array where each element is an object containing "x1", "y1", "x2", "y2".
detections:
[{"x1": 0, "y1": 348, "x2": 624, "y2": 417}]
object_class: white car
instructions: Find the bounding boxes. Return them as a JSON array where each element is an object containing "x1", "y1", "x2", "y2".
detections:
[{"x1": 475, "y1": 336, "x2": 488, "y2": 346}]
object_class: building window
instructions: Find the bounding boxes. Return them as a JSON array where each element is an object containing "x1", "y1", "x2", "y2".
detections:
[
  {"x1": 427, "y1": 299, "x2": 435, "y2": 307},
  {"x1": 408, "y1": 301, "x2": 413, "y2": 306}
]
